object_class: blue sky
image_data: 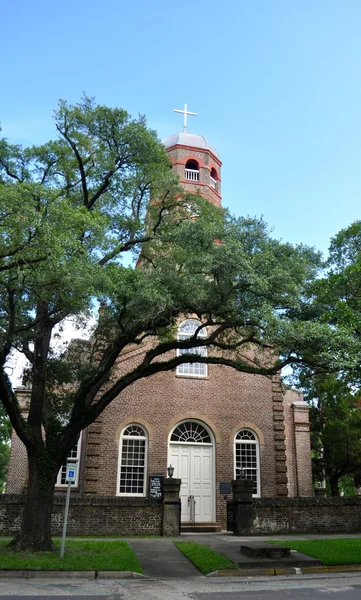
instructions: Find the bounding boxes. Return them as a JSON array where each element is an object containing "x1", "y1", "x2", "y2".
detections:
[{"x1": 2, "y1": 0, "x2": 361, "y2": 255}]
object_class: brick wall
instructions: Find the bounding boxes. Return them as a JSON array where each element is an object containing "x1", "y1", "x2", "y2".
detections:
[
  {"x1": 3, "y1": 495, "x2": 361, "y2": 536},
  {"x1": 0, "y1": 495, "x2": 162, "y2": 536},
  {"x1": 7, "y1": 348, "x2": 314, "y2": 528},
  {"x1": 252, "y1": 497, "x2": 361, "y2": 534},
  {"x1": 94, "y1": 346, "x2": 285, "y2": 526}
]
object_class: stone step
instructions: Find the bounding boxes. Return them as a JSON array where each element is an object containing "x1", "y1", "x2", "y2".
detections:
[
  {"x1": 240, "y1": 542, "x2": 291, "y2": 559},
  {"x1": 181, "y1": 523, "x2": 221, "y2": 533}
]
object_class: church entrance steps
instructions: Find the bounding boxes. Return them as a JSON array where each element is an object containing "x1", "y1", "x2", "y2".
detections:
[{"x1": 180, "y1": 522, "x2": 221, "y2": 533}]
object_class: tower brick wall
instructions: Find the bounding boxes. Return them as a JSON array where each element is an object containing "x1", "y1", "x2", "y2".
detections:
[{"x1": 166, "y1": 145, "x2": 222, "y2": 206}]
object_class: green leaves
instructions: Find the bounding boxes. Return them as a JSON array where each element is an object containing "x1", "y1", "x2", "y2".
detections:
[{"x1": 300, "y1": 372, "x2": 361, "y2": 495}]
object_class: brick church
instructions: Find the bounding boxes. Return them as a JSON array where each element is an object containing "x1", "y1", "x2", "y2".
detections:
[{"x1": 6, "y1": 110, "x2": 313, "y2": 530}]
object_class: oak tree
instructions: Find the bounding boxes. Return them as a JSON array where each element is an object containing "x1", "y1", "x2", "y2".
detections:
[{"x1": 0, "y1": 97, "x2": 350, "y2": 550}]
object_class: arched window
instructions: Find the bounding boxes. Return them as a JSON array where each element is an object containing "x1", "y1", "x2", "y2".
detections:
[
  {"x1": 210, "y1": 167, "x2": 218, "y2": 190},
  {"x1": 234, "y1": 429, "x2": 260, "y2": 497},
  {"x1": 185, "y1": 159, "x2": 200, "y2": 182},
  {"x1": 170, "y1": 421, "x2": 212, "y2": 444},
  {"x1": 177, "y1": 319, "x2": 207, "y2": 378},
  {"x1": 117, "y1": 424, "x2": 147, "y2": 496}
]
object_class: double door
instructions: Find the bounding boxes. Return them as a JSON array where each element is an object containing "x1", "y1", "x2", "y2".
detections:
[{"x1": 168, "y1": 444, "x2": 214, "y2": 523}]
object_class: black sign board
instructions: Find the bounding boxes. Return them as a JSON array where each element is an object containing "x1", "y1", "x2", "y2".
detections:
[
  {"x1": 149, "y1": 474, "x2": 164, "y2": 499},
  {"x1": 220, "y1": 481, "x2": 232, "y2": 495}
]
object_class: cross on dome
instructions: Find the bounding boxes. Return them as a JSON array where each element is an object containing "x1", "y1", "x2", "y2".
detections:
[{"x1": 174, "y1": 103, "x2": 197, "y2": 133}]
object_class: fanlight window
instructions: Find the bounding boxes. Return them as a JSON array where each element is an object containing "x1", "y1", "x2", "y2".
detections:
[
  {"x1": 56, "y1": 434, "x2": 82, "y2": 487},
  {"x1": 177, "y1": 319, "x2": 207, "y2": 377},
  {"x1": 185, "y1": 159, "x2": 200, "y2": 182},
  {"x1": 234, "y1": 429, "x2": 260, "y2": 497},
  {"x1": 118, "y1": 424, "x2": 147, "y2": 496},
  {"x1": 171, "y1": 421, "x2": 211, "y2": 444}
]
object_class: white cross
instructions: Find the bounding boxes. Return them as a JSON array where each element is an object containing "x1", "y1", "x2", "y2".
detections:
[{"x1": 174, "y1": 103, "x2": 197, "y2": 133}]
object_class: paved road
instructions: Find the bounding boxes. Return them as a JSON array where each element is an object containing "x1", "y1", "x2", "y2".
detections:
[{"x1": 2, "y1": 573, "x2": 361, "y2": 599}]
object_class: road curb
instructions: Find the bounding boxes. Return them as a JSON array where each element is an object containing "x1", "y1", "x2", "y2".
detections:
[
  {"x1": 210, "y1": 564, "x2": 361, "y2": 577},
  {"x1": 0, "y1": 570, "x2": 145, "y2": 579},
  {"x1": 302, "y1": 565, "x2": 361, "y2": 574}
]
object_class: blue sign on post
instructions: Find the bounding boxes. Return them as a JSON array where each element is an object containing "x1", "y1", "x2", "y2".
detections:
[
  {"x1": 61, "y1": 462, "x2": 78, "y2": 559},
  {"x1": 66, "y1": 462, "x2": 77, "y2": 483}
]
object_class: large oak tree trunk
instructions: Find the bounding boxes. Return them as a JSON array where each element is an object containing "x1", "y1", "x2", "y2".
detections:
[{"x1": 9, "y1": 449, "x2": 59, "y2": 551}]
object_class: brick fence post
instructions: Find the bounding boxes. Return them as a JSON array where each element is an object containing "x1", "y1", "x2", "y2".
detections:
[
  {"x1": 231, "y1": 479, "x2": 253, "y2": 535},
  {"x1": 162, "y1": 478, "x2": 181, "y2": 536}
]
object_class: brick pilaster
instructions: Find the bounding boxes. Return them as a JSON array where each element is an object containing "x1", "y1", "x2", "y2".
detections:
[{"x1": 272, "y1": 374, "x2": 288, "y2": 496}]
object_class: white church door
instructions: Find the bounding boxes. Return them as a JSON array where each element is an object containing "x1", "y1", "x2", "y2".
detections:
[{"x1": 168, "y1": 420, "x2": 214, "y2": 523}]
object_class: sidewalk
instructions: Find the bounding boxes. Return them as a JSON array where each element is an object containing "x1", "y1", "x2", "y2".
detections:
[
  {"x1": 128, "y1": 538, "x2": 200, "y2": 578},
  {"x1": 127, "y1": 533, "x2": 324, "y2": 577}
]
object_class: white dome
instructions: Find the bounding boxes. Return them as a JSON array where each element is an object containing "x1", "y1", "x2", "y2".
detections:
[{"x1": 162, "y1": 132, "x2": 219, "y2": 159}]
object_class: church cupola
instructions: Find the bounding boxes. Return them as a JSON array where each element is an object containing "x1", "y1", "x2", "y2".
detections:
[{"x1": 163, "y1": 104, "x2": 222, "y2": 207}]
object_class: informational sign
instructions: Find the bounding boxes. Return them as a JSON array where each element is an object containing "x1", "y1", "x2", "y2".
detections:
[
  {"x1": 66, "y1": 462, "x2": 77, "y2": 483},
  {"x1": 149, "y1": 474, "x2": 164, "y2": 499},
  {"x1": 220, "y1": 481, "x2": 232, "y2": 495}
]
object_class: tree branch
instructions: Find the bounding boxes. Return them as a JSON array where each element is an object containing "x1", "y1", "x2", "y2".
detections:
[
  {"x1": 56, "y1": 124, "x2": 89, "y2": 207},
  {"x1": 0, "y1": 157, "x2": 23, "y2": 182},
  {"x1": 0, "y1": 255, "x2": 47, "y2": 273},
  {"x1": 0, "y1": 287, "x2": 16, "y2": 366}
]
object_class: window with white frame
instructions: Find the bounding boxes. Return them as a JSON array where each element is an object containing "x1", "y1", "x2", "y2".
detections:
[
  {"x1": 56, "y1": 433, "x2": 81, "y2": 487},
  {"x1": 177, "y1": 319, "x2": 207, "y2": 377},
  {"x1": 234, "y1": 429, "x2": 260, "y2": 497},
  {"x1": 118, "y1": 424, "x2": 147, "y2": 496}
]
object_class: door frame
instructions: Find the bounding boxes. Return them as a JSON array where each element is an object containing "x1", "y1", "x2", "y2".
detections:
[{"x1": 167, "y1": 419, "x2": 216, "y2": 523}]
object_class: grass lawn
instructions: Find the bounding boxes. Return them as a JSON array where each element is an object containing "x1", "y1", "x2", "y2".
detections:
[
  {"x1": 0, "y1": 539, "x2": 143, "y2": 572},
  {"x1": 174, "y1": 541, "x2": 237, "y2": 574},
  {"x1": 270, "y1": 539, "x2": 361, "y2": 566}
]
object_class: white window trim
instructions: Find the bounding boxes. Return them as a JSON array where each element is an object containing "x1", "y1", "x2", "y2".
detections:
[
  {"x1": 176, "y1": 319, "x2": 208, "y2": 378},
  {"x1": 233, "y1": 429, "x2": 261, "y2": 498},
  {"x1": 56, "y1": 433, "x2": 82, "y2": 488},
  {"x1": 116, "y1": 424, "x2": 148, "y2": 497}
]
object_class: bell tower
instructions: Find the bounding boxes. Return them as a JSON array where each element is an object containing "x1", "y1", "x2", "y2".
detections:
[{"x1": 163, "y1": 104, "x2": 222, "y2": 207}]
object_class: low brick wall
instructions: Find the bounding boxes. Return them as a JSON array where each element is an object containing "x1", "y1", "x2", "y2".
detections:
[
  {"x1": 0, "y1": 494, "x2": 163, "y2": 536},
  {"x1": 252, "y1": 497, "x2": 361, "y2": 534},
  {"x1": 2, "y1": 495, "x2": 361, "y2": 537}
]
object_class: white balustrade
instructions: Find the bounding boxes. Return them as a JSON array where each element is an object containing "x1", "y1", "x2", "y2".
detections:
[{"x1": 185, "y1": 169, "x2": 199, "y2": 182}]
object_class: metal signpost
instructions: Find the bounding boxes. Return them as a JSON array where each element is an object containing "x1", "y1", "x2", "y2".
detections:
[{"x1": 60, "y1": 462, "x2": 77, "y2": 559}]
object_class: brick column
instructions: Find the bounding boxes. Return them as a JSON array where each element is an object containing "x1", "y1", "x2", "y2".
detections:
[
  {"x1": 293, "y1": 401, "x2": 313, "y2": 496},
  {"x1": 162, "y1": 478, "x2": 181, "y2": 536},
  {"x1": 84, "y1": 418, "x2": 103, "y2": 494},
  {"x1": 231, "y1": 479, "x2": 253, "y2": 535},
  {"x1": 272, "y1": 374, "x2": 288, "y2": 496}
]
